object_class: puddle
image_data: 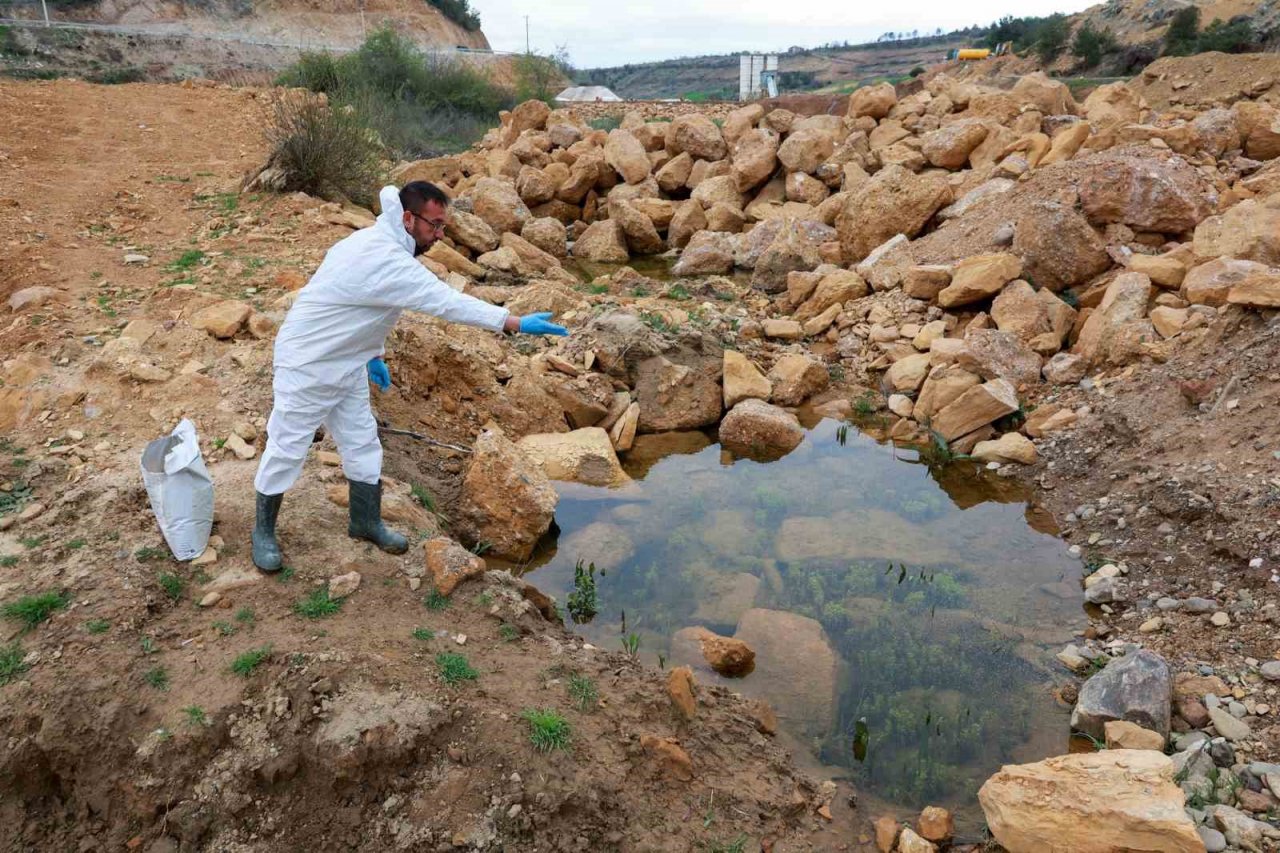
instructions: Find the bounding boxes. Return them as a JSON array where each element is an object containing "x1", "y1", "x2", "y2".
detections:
[{"x1": 522, "y1": 415, "x2": 1086, "y2": 828}]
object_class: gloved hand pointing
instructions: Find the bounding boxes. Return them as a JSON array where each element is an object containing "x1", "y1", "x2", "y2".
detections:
[
  {"x1": 367, "y1": 357, "x2": 391, "y2": 391},
  {"x1": 518, "y1": 312, "x2": 569, "y2": 336}
]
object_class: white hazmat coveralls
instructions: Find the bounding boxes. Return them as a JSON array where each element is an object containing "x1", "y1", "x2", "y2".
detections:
[{"x1": 253, "y1": 186, "x2": 509, "y2": 496}]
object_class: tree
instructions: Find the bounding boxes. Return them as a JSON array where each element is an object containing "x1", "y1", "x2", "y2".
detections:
[
  {"x1": 1072, "y1": 22, "x2": 1116, "y2": 67},
  {"x1": 1198, "y1": 17, "x2": 1253, "y2": 53},
  {"x1": 1035, "y1": 14, "x2": 1070, "y2": 63},
  {"x1": 1164, "y1": 6, "x2": 1200, "y2": 56}
]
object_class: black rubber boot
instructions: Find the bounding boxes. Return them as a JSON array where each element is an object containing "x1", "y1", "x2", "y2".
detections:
[
  {"x1": 251, "y1": 491, "x2": 284, "y2": 572},
  {"x1": 348, "y1": 479, "x2": 408, "y2": 554}
]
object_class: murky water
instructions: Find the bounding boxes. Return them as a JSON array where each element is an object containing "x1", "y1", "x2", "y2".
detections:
[{"x1": 523, "y1": 414, "x2": 1086, "y2": 827}]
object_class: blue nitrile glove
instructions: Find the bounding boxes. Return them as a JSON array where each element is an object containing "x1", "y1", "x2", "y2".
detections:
[
  {"x1": 367, "y1": 357, "x2": 391, "y2": 391},
  {"x1": 518, "y1": 312, "x2": 568, "y2": 336}
]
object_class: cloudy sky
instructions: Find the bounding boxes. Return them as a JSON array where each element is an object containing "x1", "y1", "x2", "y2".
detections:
[{"x1": 472, "y1": 0, "x2": 1097, "y2": 68}]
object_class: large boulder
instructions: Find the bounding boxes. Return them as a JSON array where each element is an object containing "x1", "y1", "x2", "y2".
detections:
[
  {"x1": 515, "y1": 428, "x2": 629, "y2": 487},
  {"x1": 455, "y1": 429, "x2": 558, "y2": 562},
  {"x1": 722, "y1": 350, "x2": 771, "y2": 408},
  {"x1": 936, "y1": 254, "x2": 1023, "y2": 308},
  {"x1": 978, "y1": 751, "x2": 1202, "y2": 853},
  {"x1": 673, "y1": 230, "x2": 734, "y2": 276},
  {"x1": 610, "y1": 200, "x2": 664, "y2": 255},
  {"x1": 1012, "y1": 201, "x2": 1111, "y2": 292},
  {"x1": 767, "y1": 353, "x2": 829, "y2": 406},
  {"x1": 1070, "y1": 649, "x2": 1172, "y2": 741},
  {"x1": 752, "y1": 220, "x2": 825, "y2": 293},
  {"x1": 522, "y1": 217, "x2": 568, "y2": 259},
  {"x1": 1193, "y1": 194, "x2": 1280, "y2": 266},
  {"x1": 718, "y1": 399, "x2": 804, "y2": 460},
  {"x1": 958, "y1": 329, "x2": 1043, "y2": 387},
  {"x1": 516, "y1": 165, "x2": 556, "y2": 205},
  {"x1": 571, "y1": 219, "x2": 629, "y2": 263},
  {"x1": 1082, "y1": 82, "x2": 1145, "y2": 128},
  {"x1": 793, "y1": 269, "x2": 868, "y2": 324},
  {"x1": 656, "y1": 151, "x2": 694, "y2": 194},
  {"x1": 733, "y1": 609, "x2": 839, "y2": 739},
  {"x1": 732, "y1": 128, "x2": 781, "y2": 192},
  {"x1": 991, "y1": 280, "x2": 1052, "y2": 342},
  {"x1": 666, "y1": 114, "x2": 728, "y2": 161},
  {"x1": 930, "y1": 378, "x2": 1019, "y2": 442},
  {"x1": 920, "y1": 120, "x2": 989, "y2": 170},
  {"x1": 501, "y1": 99, "x2": 550, "y2": 146},
  {"x1": 1075, "y1": 149, "x2": 1217, "y2": 234},
  {"x1": 445, "y1": 208, "x2": 499, "y2": 254},
  {"x1": 1073, "y1": 272, "x2": 1154, "y2": 366},
  {"x1": 668, "y1": 200, "x2": 708, "y2": 250},
  {"x1": 777, "y1": 127, "x2": 836, "y2": 175},
  {"x1": 634, "y1": 356, "x2": 722, "y2": 433},
  {"x1": 1183, "y1": 257, "x2": 1280, "y2": 307},
  {"x1": 1011, "y1": 72, "x2": 1076, "y2": 115},
  {"x1": 836, "y1": 165, "x2": 950, "y2": 265},
  {"x1": 604, "y1": 129, "x2": 652, "y2": 185},
  {"x1": 468, "y1": 177, "x2": 532, "y2": 236},
  {"x1": 848, "y1": 82, "x2": 896, "y2": 119}
]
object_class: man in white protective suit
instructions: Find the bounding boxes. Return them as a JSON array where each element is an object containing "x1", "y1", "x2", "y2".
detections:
[{"x1": 250, "y1": 181, "x2": 568, "y2": 572}]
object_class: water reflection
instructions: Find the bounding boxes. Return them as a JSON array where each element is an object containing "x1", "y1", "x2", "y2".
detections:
[{"x1": 523, "y1": 417, "x2": 1085, "y2": 823}]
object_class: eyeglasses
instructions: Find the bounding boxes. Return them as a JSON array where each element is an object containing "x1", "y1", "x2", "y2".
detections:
[{"x1": 409, "y1": 210, "x2": 447, "y2": 234}]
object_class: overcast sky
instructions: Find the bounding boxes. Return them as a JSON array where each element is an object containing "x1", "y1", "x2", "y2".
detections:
[{"x1": 472, "y1": 0, "x2": 1098, "y2": 68}]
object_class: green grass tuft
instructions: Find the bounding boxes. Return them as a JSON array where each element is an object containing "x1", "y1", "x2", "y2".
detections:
[
  {"x1": 435, "y1": 652, "x2": 479, "y2": 685},
  {"x1": 144, "y1": 665, "x2": 170, "y2": 691},
  {"x1": 412, "y1": 627, "x2": 433, "y2": 640},
  {"x1": 231, "y1": 646, "x2": 272, "y2": 677},
  {"x1": 521, "y1": 707, "x2": 571, "y2": 753},
  {"x1": 166, "y1": 249, "x2": 206, "y2": 271},
  {"x1": 567, "y1": 674, "x2": 598, "y2": 711},
  {"x1": 182, "y1": 705, "x2": 208, "y2": 726},
  {"x1": 157, "y1": 572, "x2": 186, "y2": 603},
  {"x1": 293, "y1": 587, "x2": 342, "y2": 619},
  {"x1": 0, "y1": 642, "x2": 29, "y2": 685},
  {"x1": 2, "y1": 591, "x2": 68, "y2": 630},
  {"x1": 498, "y1": 623, "x2": 520, "y2": 642},
  {"x1": 424, "y1": 589, "x2": 450, "y2": 611},
  {"x1": 85, "y1": 618, "x2": 110, "y2": 634}
]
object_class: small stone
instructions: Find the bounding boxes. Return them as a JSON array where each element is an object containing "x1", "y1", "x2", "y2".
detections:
[
  {"x1": 190, "y1": 547, "x2": 218, "y2": 567},
  {"x1": 1259, "y1": 661, "x2": 1280, "y2": 682},
  {"x1": 317, "y1": 450, "x2": 342, "y2": 467},
  {"x1": 198, "y1": 591, "x2": 222, "y2": 608},
  {"x1": 917, "y1": 806, "x2": 953, "y2": 842},
  {"x1": 123, "y1": 253, "x2": 149, "y2": 264},
  {"x1": 873, "y1": 816, "x2": 901, "y2": 853},
  {"x1": 1197, "y1": 825, "x2": 1227, "y2": 853},
  {"x1": 328, "y1": 571, "x2": 361, "y2": 600},
  {"x1": 1208, "y1": 706, "x2": 1252, "y2": 741},
  {"x1": 224, "y1": 433, "x2": 257, "y2": 460},
  {"x1": 1138, "y1": 617, "x2": 1163, "y2": 633},
  {"x1": 1211, "y1": 612, "x2": 1231, "y2": 627},
  {"x1": 1104, "y1": 720, "x2": 1165, "y2": 750},
  {"x1": 1184, "y1": 598, "x2": 1217, "y2": 614},
  {"x1": 17, "y1": 502, "x2": 45, "y2": 523}
]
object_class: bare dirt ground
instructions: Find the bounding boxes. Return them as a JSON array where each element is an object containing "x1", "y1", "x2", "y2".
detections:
[{"x1": 0, "y1": 79, "x2": 870, "y2": 852}]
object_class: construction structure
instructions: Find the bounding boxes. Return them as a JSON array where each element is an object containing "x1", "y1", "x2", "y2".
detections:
[
  {"x1": 555, "y1": 85, "x2": 623, "y2": 103},
  {"x1": 738, "y1": 54, "x2": 779, "y2": 100}
]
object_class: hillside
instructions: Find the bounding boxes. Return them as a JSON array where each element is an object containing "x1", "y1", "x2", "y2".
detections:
[
  {"x1": 0, "y1": 0, "x2": 491, "y2": 82},
  {"x1": 1067, "y1": 0, "x2": 1275, "y2": 49},
  {"x1": 581, "y1": 37, "x2": 973, "y2": 101}
]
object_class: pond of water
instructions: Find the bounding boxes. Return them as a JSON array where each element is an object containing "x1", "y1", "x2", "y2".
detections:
[{"x1": 523, "y1": 413, "x2": 1086, "y2": 829}]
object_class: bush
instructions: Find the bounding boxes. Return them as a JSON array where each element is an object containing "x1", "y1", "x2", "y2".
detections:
[
  {"x1": 1198, "y1": 17, "x2": 1254, "y2": 53},
  {"x1": 1072, "y1": 23, "x2": 1117, "y2": 67},
  {"x1": 427, "y1": 0, "x2": 481, "y2": 32},
  {"x1": 263, "y1": 93, "x2": 386, "y2": 207},
  {"x1": 1164, "y1": 6, "x2": 1200, "y2": 56},
  {"x1": 274, "y1": 26, "x2": 512, "y2": 159},
  {"x1": 1034, "y1": 14, "x2": 1070, "y2": 63}
]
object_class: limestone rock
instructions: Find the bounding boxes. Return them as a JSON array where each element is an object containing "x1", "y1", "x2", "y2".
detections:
[
  {"x1": 1104, "y1": 720, "x2": 1165, "y2": 751},
  {"x1": 1083, "y1": 82, "x2": 1145, "y2": 128},
  {"x1": 423, "y1": 538, "x2": 486, "y2": 596},
  {"x1": 971, "y1": 432, "x2": 1038, "y2": 465},
  {"x1": 978, "y1": 751, "x2": 1203, "y2": 853},
  {"x1": 522, "y1": 217, "x2": 568, "y2": 259},
  {"x1": 1071, "y1": 649, "x2": 1171, "y2": 741},
  {"x1": 515, "y1": 428, "x2": 628, "y2": 487},
  {"x1": 640, "y1": 734, "x2": 694, "y2": 781},
  {"x1": 1194, "y1": 196, "x2": 1280, "y2": 266},
  {"x1": 897, "y1": 828, "x2": 937, "y2": 853},
  {"x1": 1183, "y1": 257, "x2": 1280, "y2": 307},
  {"x1": 666, "y1": 114, "x2": 727, "y2": 161},
  {"x1": 667, "y1": 666, "x2": 696, "y2": 720},
  {"x1": 836, "y1": 165, "x2": 950, "y2": 264},
  {"x1": 874, "y1": 816, "x2": 901, "y2": 853},
  {"x1": 958, "y1": 329, "x2": 1043, "y2": 387},
  {"x1": 914, "y1": 366, "x2": 981, "y2": 423},
  {"x1": 635, "y1": 356, "x2": 722, "y2": 432},
  {"x1": 930, "y1": 379, "x2": 1019, "y2": 442},
  {"x1": 991, "y1": 280, "x2": 1051, "y2": 342},
  {"x1": 937, "y1": 254, "x2": 1023, "y2": 309},
  {"x1": 778, "y1": 127, "x2": 836, "y2": 175},
  {"x1": 455, "y1": 429, "x2": 558, "y2": 562},
  {"x1": 328, "y1": 571, "x2": 362, "y2": 600},
  {"x1": 886, "y1": 353, "x2": 932, "y2": 394},
  {"x1": 445, "y1": 208, "x2": 500, "y2": 254},
  {"x1": 794, "y1": 269, "x2": 868, "y2": 324},
  {"x1": 469, "y1": 177, "x2": 531, "y2": 236},
  {"x1": 752, "y1": 221, "x2": 824, "y2": 293},
  {"x1": 610, "y1": 200, "x2": 664, "y2": 255},
  {"x1": 917, "y1": 806, "x2": 954, "y2": 843},
  {"x1": 605, "y1": 129, "x2": 651, "y2": 185},
  {"x1": 733, "y1": 609, "x2": 838, "y2": 739},
  {"x1": 921, "y1": 120, "x2": 989, "y2": 170},
  {"x1": 1073, "y1": 272, "x2": 1154, "y2": 366},
  {"x1": 572, "y1": 219, "x2": 629, "y2": 263},
  {"x1": 608, "y1": 401, "x2": 640, "y2": 452},
  {"x1": 848, "y1": 82, "x2": 896, "y2": 119},
  {"x1": 656, "y1": 152, "x2": 694, "y2": 194},
  {"x1": 903, "y1": 265, "x2": 952, "y2": 300},
  {"x1": 191, "y1": 300, "x2": 251, "y2": 339},
  {"x1": 673, "y1": 230, "x2": 734, "y2": 276},
  {"x1": 1076, "y1": 149, "x2": 1217, "y2": 234},
  {"x1": 719, "y1": 399, "x2": 804, "y2": 460},
  {"x1": 767, "y1": 353, "x2": 829, "y2": 406},
  {"x1": 731, "y1": 128, "x2": 781, "y2": 192},
  {"x1": 675, "y1": 626, "x2": 756, "y2": 677},
  {"x1": 668, "y1": 200, "x2": 707, "y2": 250},
  {"x1": 1013, "y1": 200, "x2": 1111, "y2": 292},
  {"x1": 722, "y1": 351, "x2": 771, "y2": 408}
]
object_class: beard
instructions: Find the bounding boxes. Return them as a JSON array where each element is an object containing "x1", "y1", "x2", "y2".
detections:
[{"x1": 413, "y1": 240, "x2": 429, "y2": 257}]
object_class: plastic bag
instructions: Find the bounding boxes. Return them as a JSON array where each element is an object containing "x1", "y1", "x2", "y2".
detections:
[{"x1": 140, "y1": 419, "x2": 214, "y2": 561}]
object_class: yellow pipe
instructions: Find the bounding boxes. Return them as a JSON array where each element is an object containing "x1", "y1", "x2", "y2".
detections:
[{"x1": 957, "y1": 48, "x2": 992, "y2": 60}]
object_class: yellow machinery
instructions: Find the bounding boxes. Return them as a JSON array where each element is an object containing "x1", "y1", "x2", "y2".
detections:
[{"x1": 945, "y1": 41, "x2": 1012, "y2": 61}]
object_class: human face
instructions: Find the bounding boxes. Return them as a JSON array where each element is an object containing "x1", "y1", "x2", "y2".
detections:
[{"x1": 403, "y1": 199, "x2": 448, "y2": 256}]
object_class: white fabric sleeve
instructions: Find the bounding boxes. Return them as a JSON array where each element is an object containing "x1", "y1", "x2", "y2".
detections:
[{"x1": 380, "y1": 254, "x2": 510, "y2": 332}]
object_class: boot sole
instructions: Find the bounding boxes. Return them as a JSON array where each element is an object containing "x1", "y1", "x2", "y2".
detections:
[{"x1": 349, "y1": 532, "x2": 409, "y2": 555}]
